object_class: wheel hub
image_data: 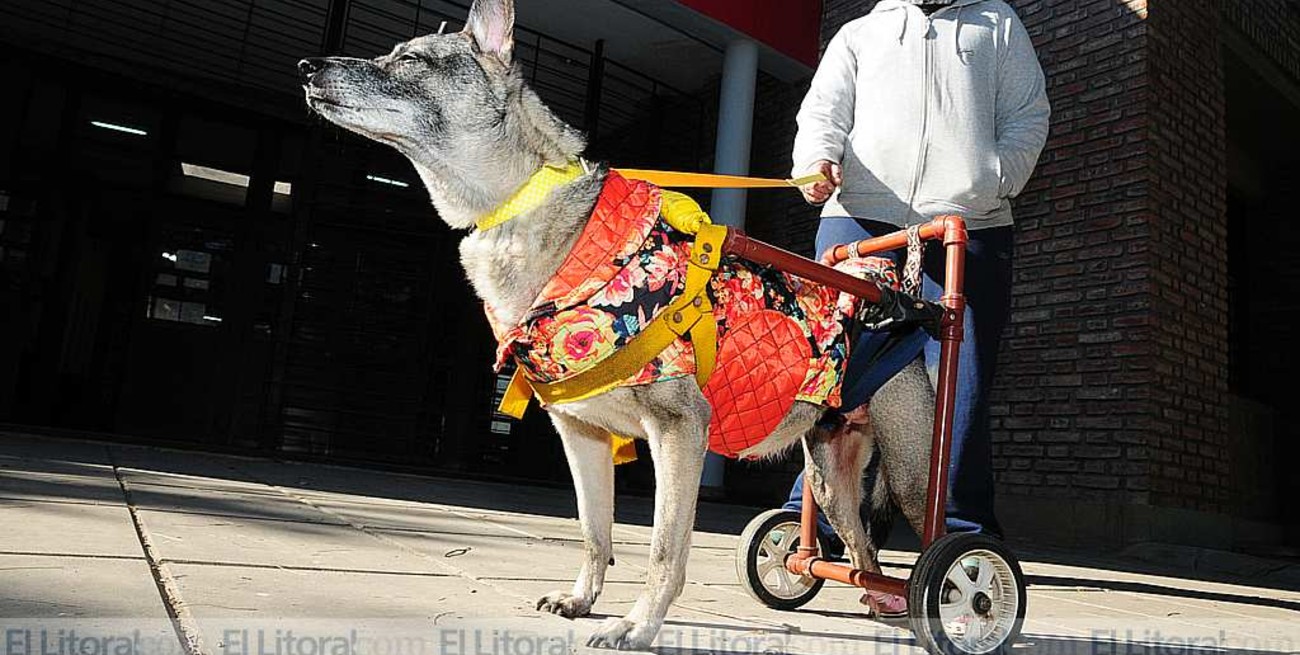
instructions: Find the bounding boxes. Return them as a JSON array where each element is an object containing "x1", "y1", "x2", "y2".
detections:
[
  {"x1": 935, "y1": 548, "x2": 1021, "y2": 653},
  {"x1": 755, "y1": 522, "x2": 817, "y2": 599}
]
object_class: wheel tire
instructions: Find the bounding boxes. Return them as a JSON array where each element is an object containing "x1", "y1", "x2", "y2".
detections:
[
  {"x1": 907, "y1": 532, "x2": 1027, "y2": 655},
  {"x1": 735, "y1": 509, "x2": 828, "y2": 610}
]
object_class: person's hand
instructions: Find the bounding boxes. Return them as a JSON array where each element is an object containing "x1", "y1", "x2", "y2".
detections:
[
  {"x1": 819, "y1": 246, "x2": 840, "y2": 267},
  {"x1": 799, "y1": 160, "x2": 842, "y2": 205}
]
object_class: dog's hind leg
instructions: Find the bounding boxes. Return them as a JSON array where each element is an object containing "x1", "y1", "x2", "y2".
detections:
[
  {"x1": 587, "y1": 383, "x2": 710, "y2": 651},
  {"x1": 803, "y1": 424, "x2": 880, "y2": 574},
  {"x1": 864, "y1": 452, "x2": 897, "y2": 552},
  {"x1": 869, "y1": 358, "x2": 934, "y2": 537},
  {"x1": 537, "y1": 412, "x2": 614, "y2": 619}
]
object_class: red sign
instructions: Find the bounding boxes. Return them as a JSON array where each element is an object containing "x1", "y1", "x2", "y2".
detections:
[{"x1": 675, "y1": 0, "x2": 823, "y2": 67}]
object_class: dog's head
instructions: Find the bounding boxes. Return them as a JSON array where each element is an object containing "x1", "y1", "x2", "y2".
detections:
[
  {"x1": 298, "y1": 0, "x2": 515, "y2": 153},
  {"x1": 299, "y1": 0, "x2": 584, "y2": 228}
]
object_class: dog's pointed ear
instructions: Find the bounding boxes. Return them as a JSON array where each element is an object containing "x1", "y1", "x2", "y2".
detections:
[{"x1": 464, "y1": 0, "x2": 515, "y2": 64}]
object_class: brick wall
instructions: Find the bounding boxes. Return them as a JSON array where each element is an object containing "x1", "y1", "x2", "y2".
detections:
[
  {"x1": 986, "y1": 0, "x2": 1156, "y2": 511},
  {"x1": 822, "y1": 0, "x2": 876, "y2": 39},
  {"x1": 691, "y1": 0, "x2": 1165, "y2": 517},
  {"x1": 744, "y1": 75, "x2": 817, "y2": 255},
  {"x1": 1219, "y1": 0, "x2": 1300, "y2": 80},
  {"x1": 1145, "y1": 0, "x2": 1231, "y2": 512}
]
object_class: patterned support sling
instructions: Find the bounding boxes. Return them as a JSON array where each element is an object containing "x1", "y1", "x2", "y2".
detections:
[{"x1": 487, "y1": 169, "x2": 918, "y2": 462}]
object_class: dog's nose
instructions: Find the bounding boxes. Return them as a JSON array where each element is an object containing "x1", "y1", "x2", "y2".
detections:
[{"x1": 298, "y1": 58, "x2": 326, "y2": 82}]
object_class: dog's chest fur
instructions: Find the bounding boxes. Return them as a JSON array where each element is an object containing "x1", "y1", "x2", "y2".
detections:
[{"x1": 459, "y1": 172, "x2": 605, "y2": 328}]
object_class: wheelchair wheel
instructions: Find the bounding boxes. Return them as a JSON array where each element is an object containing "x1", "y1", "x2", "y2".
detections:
[
  {"x1": 907, "y1": 532, "x2": 1027, "y2": 655},
  {"x1": 735, "y1": 509, "x2": 827, "y2": 610}
]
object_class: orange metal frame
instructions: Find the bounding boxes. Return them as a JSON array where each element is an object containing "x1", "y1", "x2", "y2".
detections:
[{"x1": 721, "y1": 215, "x2": 970, "y2": 599}]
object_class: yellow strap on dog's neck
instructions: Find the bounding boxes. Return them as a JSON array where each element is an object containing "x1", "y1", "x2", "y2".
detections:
[{"x1": 475, "y1": 162, "x2": 585, "y2": 232}]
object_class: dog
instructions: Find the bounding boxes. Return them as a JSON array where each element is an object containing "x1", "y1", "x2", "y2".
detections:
[{"x1": 299, "y1": 0, "x2": 935, "y2": 648}]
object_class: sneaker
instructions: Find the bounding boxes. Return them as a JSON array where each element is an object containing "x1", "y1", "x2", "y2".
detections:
[{"x1": 860, "y1": 589, "x2": 908, "y2": 620}]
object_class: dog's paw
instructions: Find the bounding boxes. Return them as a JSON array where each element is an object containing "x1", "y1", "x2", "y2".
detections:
[
  {"x1": 585, "y1": 617, "x2": 654, "y2": 651},
  {"x1": 534, "y1": 591, "x2": 591, "y2": 619}
]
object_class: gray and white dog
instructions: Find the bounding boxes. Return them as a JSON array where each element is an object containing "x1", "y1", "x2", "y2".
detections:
[{"x1": 300, "y1": 0, "x2": 934, "y2": 648}]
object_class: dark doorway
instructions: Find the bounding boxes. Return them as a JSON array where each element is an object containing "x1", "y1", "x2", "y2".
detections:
[
  {"x1": 1223, "y1": 48, "x2": 1300, "y2": 545},
  {"x1": 0, "y1": 50, "x2": 499, "y2": 474}
]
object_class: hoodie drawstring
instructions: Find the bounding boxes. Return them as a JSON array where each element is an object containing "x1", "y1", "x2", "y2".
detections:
[
  {"x1": 955, "y1": 5, "x2": 967, "y2": 62},
  {"x1": 894, "y1": 2, "x2": 968, "y2": 54}
]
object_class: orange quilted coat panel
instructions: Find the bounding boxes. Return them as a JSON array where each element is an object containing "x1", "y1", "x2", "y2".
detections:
[
  {"x1": 703, "y1": 310, "x2": 812, "y2": 458},
  {"x1": 537, "y1": 173, "x2": 661, "y2": 311}
]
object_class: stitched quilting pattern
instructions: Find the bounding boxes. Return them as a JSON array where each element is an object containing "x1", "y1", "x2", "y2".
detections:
[
  {"x1": 703, "y1": 310, "x2": 811, "y2": 458},
  {"x1": 539, "y1": 172, "x2": 662, "y2": 311}
]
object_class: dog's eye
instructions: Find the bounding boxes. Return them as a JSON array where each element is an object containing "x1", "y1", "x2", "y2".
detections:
[{"x1": 397, "y1": 53, "x2": 424, "y2": 65}]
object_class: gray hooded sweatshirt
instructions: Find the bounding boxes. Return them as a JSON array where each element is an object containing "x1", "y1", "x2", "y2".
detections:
[{"x1": 792, "y1": 0, "x2": 1050, "y2": 229}]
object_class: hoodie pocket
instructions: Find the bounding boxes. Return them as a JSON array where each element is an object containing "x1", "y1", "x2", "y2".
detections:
[
  {"x1": 996, "y1": 153, "x2": 1010, "y2": 198},
  {"x1": 954, "y1": 149, "x2": 1005, "y2": 215},
  {"x1": 916, "y1": 146, "x2": 1005, "y2": 219},
  {"x1": 976, "y1": 148, "x2": 1004, "y2": 209}
]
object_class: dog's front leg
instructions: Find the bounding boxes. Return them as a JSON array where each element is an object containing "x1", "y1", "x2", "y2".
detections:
[
  {"x1": 537, "y1": 412, "x2": 614, "y2": 619},
  {"x1": 588, "y1": 386, "x2": 709, "y2": 651}
]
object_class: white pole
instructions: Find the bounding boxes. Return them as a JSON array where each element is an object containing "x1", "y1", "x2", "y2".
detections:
[
  {"x1": 701, "y1": 38, "x2": 759, "y2": 494},
  {"x1": 709, "y1": 38, "x2": 760, "y2": 228}
]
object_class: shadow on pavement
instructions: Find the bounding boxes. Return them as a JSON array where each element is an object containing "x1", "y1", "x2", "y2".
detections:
[{"x1": 2, "y1": 430, "x2": 1297, "y2": 614}]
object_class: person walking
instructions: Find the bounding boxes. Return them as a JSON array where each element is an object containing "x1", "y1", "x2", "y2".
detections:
[{"x1": 782, "y1": 0, "x2": 1050, "y2": 616}]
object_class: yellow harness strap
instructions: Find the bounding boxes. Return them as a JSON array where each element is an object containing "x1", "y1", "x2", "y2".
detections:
[
  {"x1": 529, "y1": 223, "x2": 725, "y2": 404},
  {"x1": 497, "y1": 371, "x2": 534, "y2": 420},
  {"x1": 499, "y1": 372, "x2": 640, "y2": 465},
  {"x1": 498, "y1": 223, "x2": 728, "y2": 465}
]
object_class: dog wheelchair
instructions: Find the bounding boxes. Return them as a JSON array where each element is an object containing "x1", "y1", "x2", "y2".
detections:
[
  {"x1": 719, "y1": 216, "x2": 1027, "y2": 655},
  {"x1": 487, "y1": 162, "x2": 1025, "y2": 653}
]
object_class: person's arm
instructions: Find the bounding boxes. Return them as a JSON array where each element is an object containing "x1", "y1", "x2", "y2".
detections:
[
  {"x1": 995, "y1": 12, "x2": 1050, "y2": 199},
  {"x1": 793, "y1": 26, "x2": 858, "y2": 203}
]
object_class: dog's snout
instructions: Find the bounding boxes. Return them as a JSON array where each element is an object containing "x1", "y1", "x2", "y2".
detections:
[{"x1": 298, "y1": 58, "x2": 326, "y2": 82}]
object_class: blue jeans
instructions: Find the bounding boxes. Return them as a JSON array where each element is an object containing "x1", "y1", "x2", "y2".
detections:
[{"x1": 783, "y1": 217, "x2": 1012, "y2": 538}]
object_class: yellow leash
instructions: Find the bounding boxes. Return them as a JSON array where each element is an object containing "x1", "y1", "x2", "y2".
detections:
[
  {"x1": 616, "y1": 169, "x2": 826, "y2": 189},
  {"x1": 475, "y1": 164, "x2": 826, "y2": 232}
]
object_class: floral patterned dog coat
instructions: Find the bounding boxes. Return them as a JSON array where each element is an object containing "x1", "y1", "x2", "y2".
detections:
[{"x1": 489, "y1": 171, "x2": 899, "y2": 458}]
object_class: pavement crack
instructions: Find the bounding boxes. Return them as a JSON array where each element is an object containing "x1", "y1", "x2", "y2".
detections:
[
  {"x1": 0, "y1": 550, "x2": 145, "y2": 561},
  {"x1": 107, "y1": 446, "x2": 208, "y2": 655}
]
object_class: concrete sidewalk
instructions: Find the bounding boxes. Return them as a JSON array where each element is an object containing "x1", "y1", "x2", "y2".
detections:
[{"x1": 1, "y1": 432, "x2": 1296, "y2": 655}]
